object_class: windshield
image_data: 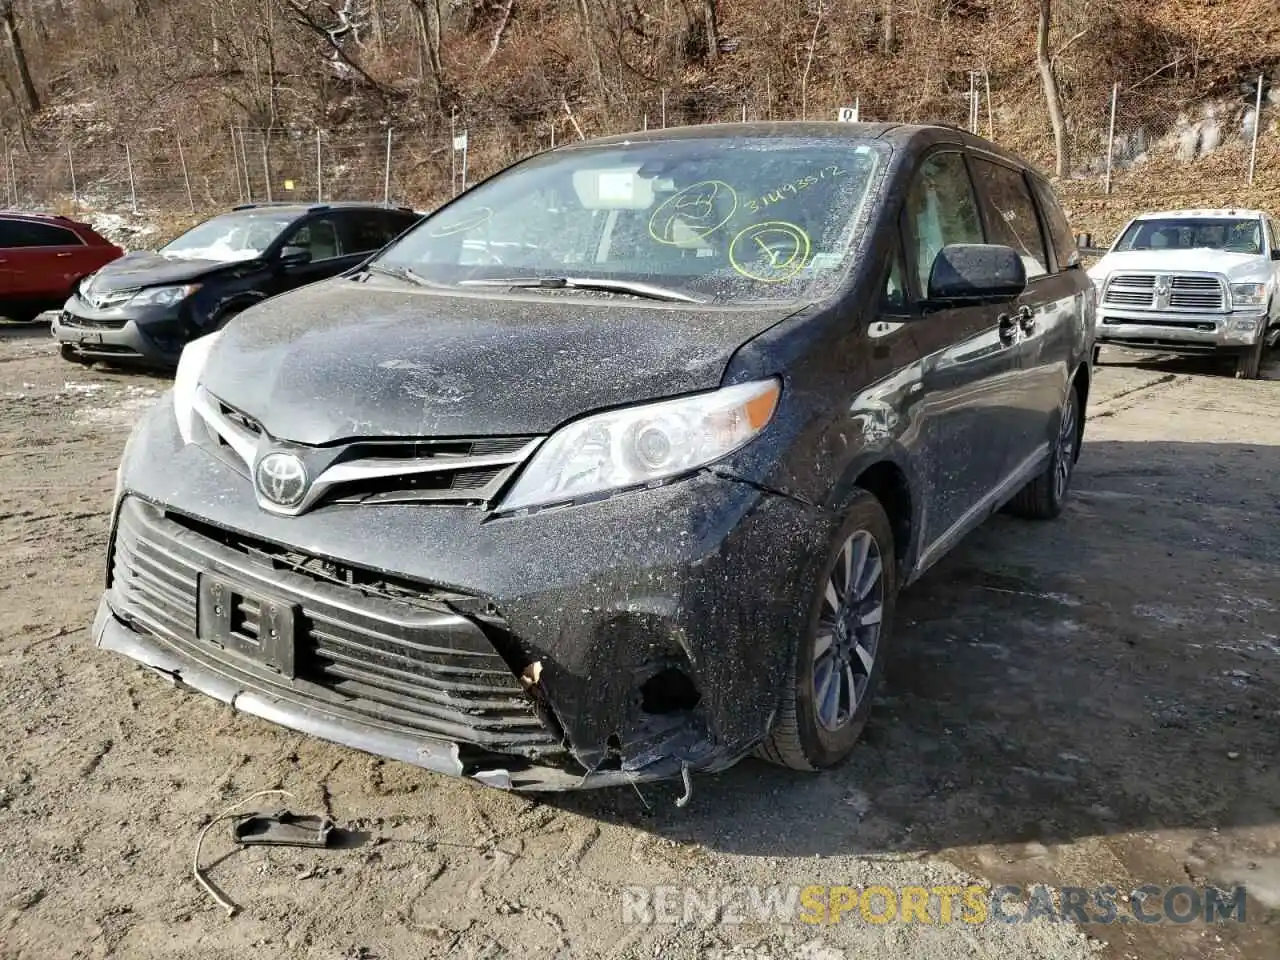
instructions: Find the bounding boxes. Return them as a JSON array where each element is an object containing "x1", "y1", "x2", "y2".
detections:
[
  {"x1": 160, "y1": 211, "x2": 296, "y2": 262},
  {"x1": 372, "y1": 136, "x2": 888, "y2": 301},
  {"x1": 1115, "y1": 218, "x2": 1262, "y2": 255}
]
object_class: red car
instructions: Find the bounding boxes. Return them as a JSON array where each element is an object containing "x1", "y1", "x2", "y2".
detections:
[{"x1": 0, "y1": 213, "x2": 124, "y2": 321}]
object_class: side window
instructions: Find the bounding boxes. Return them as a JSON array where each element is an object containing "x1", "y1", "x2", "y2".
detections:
[
  {"x1": 904, "y1": 151, "x2": 985, "y2": 296},
  {"x1": 0, "y1": 218, "x2": 19, "y2": 248},
  {"x1": 3, "y1": 220, "x2": 80, "y2": 247},
  {"x1": 971, "y1": 158, "x2": 1049, "y2": 279},
  {"x1": 338, "y1": 211, "x2": 396, "y2": 255},
  {"x1": 1029, "y1": 177, "x2": 1079, "y2": 271},
  {"x1": 284, "y1": 216, "x2": 340, "y2": 260}
]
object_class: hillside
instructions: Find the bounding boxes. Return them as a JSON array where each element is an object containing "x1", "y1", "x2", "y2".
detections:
[{"x1": 2, "y1": 0, "x2": 1280, "y2": 242}]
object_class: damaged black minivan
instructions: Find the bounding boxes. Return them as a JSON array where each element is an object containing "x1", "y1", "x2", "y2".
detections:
[{"x1": 98, "y1": 122, "x2": 1094, "y2": 791}]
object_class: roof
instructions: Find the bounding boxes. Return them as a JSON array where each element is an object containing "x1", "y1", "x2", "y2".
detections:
[
  {"x1": 0, "y1": 210, "x2": 82, "y2": 224},
  {"x1": 1133, "y1": 208, "x2": 1267, "y2": 220},
  {"x1": 554, "y1": 120, "x2": 1039, "y2": 175},
  {"x1": 225, "y1": 201, "x2": 415, "y2": 214}
]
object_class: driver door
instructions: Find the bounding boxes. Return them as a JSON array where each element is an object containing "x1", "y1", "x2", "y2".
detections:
[
  {"x1": 269, "y1": 214, "x2": 347, "y2": 295},
  {"x1": 902, "y1": 149, "x2": 1023, "y2": 568}
]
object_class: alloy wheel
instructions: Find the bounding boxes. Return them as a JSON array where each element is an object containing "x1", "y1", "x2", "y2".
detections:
[
  {"x1": 1054, "y1": 394, "x2": 1078, "y2": 501},
  {"x1": 812, "y1": 530, "x2": 885, "y2": 732}
]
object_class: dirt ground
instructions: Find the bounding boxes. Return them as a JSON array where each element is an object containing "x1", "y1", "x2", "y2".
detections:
[{"x1": 0, "y1": 324, "x2": 1277, "y2": 960}]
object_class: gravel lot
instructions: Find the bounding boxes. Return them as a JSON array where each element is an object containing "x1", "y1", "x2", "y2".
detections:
[{"x1": 1, "y1": 324, "x2": 1277, "y2": 960}]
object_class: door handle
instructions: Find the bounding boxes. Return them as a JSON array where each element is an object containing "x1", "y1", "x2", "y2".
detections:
[
  {"x1": 998, "y1": 312, "x2": 1019, "y2": 344},
  {"x1": 1017, "y1": 303, "x2": 1036, "y2": 332},
  {"x1": 55, "y1": 252, "x2": 74, "y2": 258}
]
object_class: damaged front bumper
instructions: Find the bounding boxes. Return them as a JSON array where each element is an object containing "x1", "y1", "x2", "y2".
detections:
[{"x1": 97, "y1": 402, "x2": 825, "y2": 791}]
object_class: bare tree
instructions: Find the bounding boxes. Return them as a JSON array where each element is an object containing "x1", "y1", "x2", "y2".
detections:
[
  {"x1": 701, "y1": 0, "x2": 718, "y2": 64},
  {"x1": 0, "y1": 0, "x2": 39, "y2": 113},
  {"x1": 1036, "y1": 0, "x2": 1068, "y2": 176},
  {"x1": 881, "y1": 0, "x2": 894, "y2": 54}
]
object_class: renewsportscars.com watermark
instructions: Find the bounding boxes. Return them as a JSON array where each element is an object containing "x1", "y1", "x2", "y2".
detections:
[{"x1": 621, "y1": 884, "x2": 1249, "y2": 926}]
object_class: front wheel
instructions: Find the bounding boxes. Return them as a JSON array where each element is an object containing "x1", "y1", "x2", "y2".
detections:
[
  {"x1": 757, "y1": 492, "x2": 898, "y2": 771},
  {"x1": 1235, "y1": 339, "x2": 1263, "y2": 380},
  {"x1": 1008, "y1": 383, "x2": 1081, "y2": 520},
  {"x1": 59, "y1": 343, "x2": 93, "y2": 366}
]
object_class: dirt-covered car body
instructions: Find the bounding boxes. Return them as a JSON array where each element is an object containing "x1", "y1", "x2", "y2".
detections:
[{"x1": 97, "y1": 122, "x2": 1093, "y2": 790}]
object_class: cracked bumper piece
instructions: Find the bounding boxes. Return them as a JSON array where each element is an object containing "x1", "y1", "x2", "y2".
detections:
[{"x1": 99, "y1": 413, "x2": 824, "y2": 789}]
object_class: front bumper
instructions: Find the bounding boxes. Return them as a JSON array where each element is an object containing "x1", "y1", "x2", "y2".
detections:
[
  {"x1": 97, "y1": 402, "x2": 825, "y2": 790},
  {"x1": 51, "y1": 300, "x2": 190, "y2": 367},
  {"x1": 1095, "y1": 308, "x2": 1265, "y2": 355}
]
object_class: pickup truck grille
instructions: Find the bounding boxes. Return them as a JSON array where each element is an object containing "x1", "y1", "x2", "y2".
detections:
[{"x1": 1102, "y1": 272, "x2": 1226, "y2": 312}]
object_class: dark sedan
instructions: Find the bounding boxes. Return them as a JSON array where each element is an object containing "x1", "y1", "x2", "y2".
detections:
[{"x1": 96, "y1": 122, "x2": 1094, "y2": 791}]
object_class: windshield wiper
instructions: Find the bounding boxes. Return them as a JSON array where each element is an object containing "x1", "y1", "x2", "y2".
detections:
[
  {"x1": 458, "y1": 276, "x2": 705, "y2": 304},
  {"x1": 361, "y1": 262, "x2": 442, "y2": 288}
]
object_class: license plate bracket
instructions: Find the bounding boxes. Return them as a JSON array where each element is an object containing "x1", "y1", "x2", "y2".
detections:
[
  {"x1": 197, "y1": 574, "x2": 298, "y2": 678},
  {"x1": 78, "y1": 331, "x2": 102, "y2": 344}
]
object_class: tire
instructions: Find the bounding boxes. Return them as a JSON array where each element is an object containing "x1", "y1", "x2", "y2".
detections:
[
  {"x1": 1008, "y1": 382, "x2": 1082, "y2": 521},
  {"x1": 757, "y1": 491, "x2": 898, "y2": 771},
  {"x1": 1235, "y1": 339, "x2": 1263, "y2": 380},
  {"x1": 1092, "y1": 344, "x2": 1102, "y2": 366},
  {"x1": 59, "y1": 343, "x2": 92, "y2": 366}
]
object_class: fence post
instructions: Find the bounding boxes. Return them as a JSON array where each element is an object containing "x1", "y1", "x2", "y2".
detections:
[
  {"x1": 984, "y1": 69, "x2": 994, "y2": 138},
  {"x1": 450, "y1": 111, "x2": 457, "y2": 194},
  {"x1": 8, "y1": 149, "x2": 16, "y2": 207},
  {"x1": 661, "y1": 89, "x2": 667, "y2": 129},
  {"x1": 383, "y1": 128, "x2": 393, "y2": 206},
  {"x1": 1248, "y1": 73, "x2": 1264, "y2": 187},
  {"x1": 316, "y1": 130, "x2": 323, "y2": 202},
  {"x1": 176, "y1": 133, "x2": 195, "y2": 214},
  {"x1": 550, "y1": 122, "x2": 556, "y2": 149},
  {"x1": 124, "y1": 143, "x2": 138, "y2": 214},
  {"x1": 261, "y1": 130, "x2": 272, "y2": 203},
  {"x1": 461, "y1": 131, "x2": 468, "y2": 192},
  {"x1": 67, "y1": 144, "x2": 78, "y2": 213},
  {"x1": 741, "y1": 101, "x2": 747, "y2": 123},
  {"x1": 968, "y1": 71, "x2": 977, "y2": 133},
  {"x1": 1105, "y1": 83, "x2": 1118, "y2": 195},
  {"x1": 230, "y1": 124, "x2": 243, "y2": 203}
]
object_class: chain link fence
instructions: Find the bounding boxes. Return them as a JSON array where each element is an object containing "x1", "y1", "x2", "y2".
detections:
[{"x1": 1, "y1": 78, "x2": 1276, "y2": 232}]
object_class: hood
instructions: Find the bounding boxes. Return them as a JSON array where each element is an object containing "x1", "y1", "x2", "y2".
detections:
[
  {"x1": 199, "y1": 278, "x2": 800, "y2": 444},
  {"x1": 1089, "y1": 248, "x2": 1270, "y2": 283},
  {"x1": 85, "y1": 250, "x2": 250, "y2": 295}
]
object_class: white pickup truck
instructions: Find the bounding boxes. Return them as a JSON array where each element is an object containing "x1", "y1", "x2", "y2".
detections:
[{"x1": 1087, "y1": 208, "x2": 1280, "y2": 379}]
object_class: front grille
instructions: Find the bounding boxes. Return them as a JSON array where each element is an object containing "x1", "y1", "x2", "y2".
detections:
[
  {"x1": 109, "y1": 497, "x2": 561, "y2": 755},
  {"x1": 62, "y1": 312, "x2": 129, "y2": 330},
  {"x1": 1103, "y1": 272, "x2": 1226, "y2": 312},
  {"x1": 195, "y1": 388, "x2": 541, "y2": 511}
]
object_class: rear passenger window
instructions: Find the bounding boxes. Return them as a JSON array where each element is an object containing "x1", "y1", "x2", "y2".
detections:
[
  {"x1": 0, "y1": 220, "x2": 80, "y2": 247},
  {"x1": 1030, "y1": 178, "x2": 1079, "y2": 270},
  {"x1": 339, "y1": 212, "x2": 398, "y2": 255},
  {"x1": 904, "y1": 152, "x2": 985, "y2": 297},
  {"x1": 971, "y1": 158, "x2": 1049, "y2": 279}
]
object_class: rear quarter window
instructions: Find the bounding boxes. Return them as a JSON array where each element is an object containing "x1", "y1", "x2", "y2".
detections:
[{"x1": 1029, "y1": 177, "x2": 1079, "y2": 270}]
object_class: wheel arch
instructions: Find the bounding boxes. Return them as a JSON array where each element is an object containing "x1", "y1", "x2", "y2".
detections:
[{"x1": 849, "y1": 458, "x2": 915, "y2": 582}]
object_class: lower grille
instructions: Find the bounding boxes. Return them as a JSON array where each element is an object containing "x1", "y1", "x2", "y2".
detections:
[{"x1": 108, "y1": 497, "x2": 560, "y2": 755}]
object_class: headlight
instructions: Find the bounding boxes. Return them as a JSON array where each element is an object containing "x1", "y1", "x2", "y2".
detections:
[
  {"x1": 497, "y1": 378, "x2": 782, "y2": 513},
  {"x1": 1230, "y1": 282, "x2": 1267, "y2": 308},
  {"x1": 132, "y1": 283, "x2": 201, "y2": 306},
  {"x1": 173, "y1": 331, "x2": 222, "y2": 444}
]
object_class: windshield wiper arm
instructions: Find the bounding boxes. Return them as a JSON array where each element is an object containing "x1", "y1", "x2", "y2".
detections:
[
  {"x1": 362, "y1": 262, "x2": 442, "y2": 288},
  {"x1": 458, "y1": 276, "x2": 705, "y2": 304}
]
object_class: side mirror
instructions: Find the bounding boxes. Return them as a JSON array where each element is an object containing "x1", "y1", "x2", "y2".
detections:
[
  {"x1": 1075, "y1": 232, "x2": 1092, "y2": 251},
  {"x1": 927, "y1": 243, "x2": 1027, "y2": 303},
  {"x1": 278, "y1": 246, "x2": 311, "y2": 268},
  {"x1": 1269, "y1": 248, "x2": 1280, "y2": 261}
]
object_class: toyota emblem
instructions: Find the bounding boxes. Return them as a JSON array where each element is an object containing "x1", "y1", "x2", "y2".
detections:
[{"x1": 255, "y1": 452, "x2": 309, "y2": 508}]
